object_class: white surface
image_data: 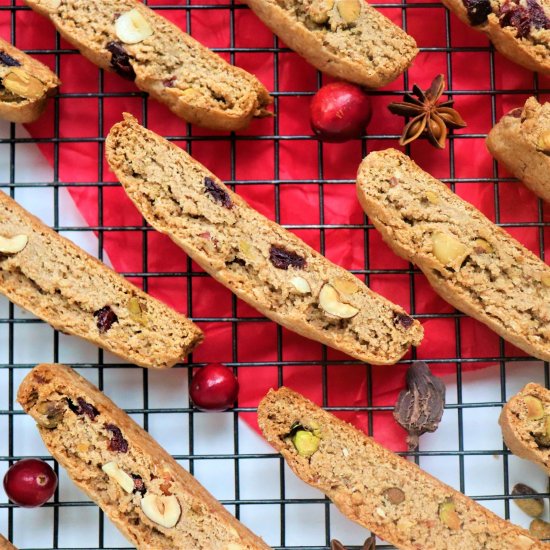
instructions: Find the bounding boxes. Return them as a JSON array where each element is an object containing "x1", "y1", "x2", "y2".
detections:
[{"x1": 0, "y1": 124, "x2": 548, "y2": 548}]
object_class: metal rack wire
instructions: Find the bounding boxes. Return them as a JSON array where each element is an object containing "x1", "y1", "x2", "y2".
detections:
[{"x1": 0, "y1": 0, "x2": 550, "y2": 549}]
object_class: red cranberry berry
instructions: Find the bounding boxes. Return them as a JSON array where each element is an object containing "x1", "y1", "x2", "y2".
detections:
[
  {"x1": 3, "y1": 458, "x2": 57, "y2": 507},
  {"x1": 310, "y1": 82, "x2": 373, "y2": 143},
  {"x1": 189, "y1": 364, "x2": 239, "y2": 412}
]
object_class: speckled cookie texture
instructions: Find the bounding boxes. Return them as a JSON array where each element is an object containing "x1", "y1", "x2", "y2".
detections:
[
  {"x1": 243, "y1": 0, "x2": 418, "y2": 88},
  {"x1": 487, "y1": 97, "x2": 550, "y2": 202},
  {"x1": 25, "y1": 0, "x2": 272, "y2": 131},
  {"x1": 0, "y1": 534, "x2": 16, "y2": 550},
  {"x1": 499, "y1": 383, "x2": 550, "y2": 475},
  {"x1": 106, "y1": 114, "x2": 424, "y2": 366},
  {"x1": 357, "y1": 149, "x2": 550, "y2": 361},
  {"x1": 258, "y1": 387, "x2": 545, "y2": 550},
  {"x1": 0, "y1": 191, "x2": 203, "y2": 369},
  {"x1": 0, "y1": 37, "x2": 59, "y2": 123},
  {"x1": 18, "y1": 364, "x2": 270, "y2": 550},
  {"x1": 441, "y1": 0, "x2": 550, "y2": 74}
]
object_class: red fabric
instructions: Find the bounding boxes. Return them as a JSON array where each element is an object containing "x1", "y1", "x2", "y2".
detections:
[{"x1": 3, "y1": 0, "x2": 550, "y2": 451}]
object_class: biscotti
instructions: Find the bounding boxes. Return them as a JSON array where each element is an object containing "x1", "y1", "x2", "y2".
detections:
[
  {"x1": 18, "y1": 364, "x2": 269, "y2": 550},
  {"x1": 487, "y1": 97, "x2": 550, "y2": 202},
  {"x1": 0, "y1": 191, "x2": 202, "y2": 368},
  {"x1": 499, "y1": 383, "x2": 550, "y2": 475},
  {"x1": 356, "y1": 149, "x2": 550, "y2": 362},
  {"x1": 0, "y1": 534, "x2": 16, "y2": 550},
  {"x1": 242, "y1": 0, "x2": 418, "y2": 88},
  {"x1": 106, "y1": 114, "x2": 424, "y2": 366},
  {"x1": 0, "y1": 38, "x2": 59, "y2": 123},
  {"x1": 258, "y1": 387, "x2": 545, "y2": 550},
  {"x1": 25, "y1": 0, "x2": 271, "y2": 131},
  {"x1": 441, "y1": 0, "x2": 550, "y2": 75}
]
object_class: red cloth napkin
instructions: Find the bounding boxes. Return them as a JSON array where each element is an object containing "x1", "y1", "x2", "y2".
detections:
[{"x1": 4, "y1": 0, "x2": 550, "y2": 451}]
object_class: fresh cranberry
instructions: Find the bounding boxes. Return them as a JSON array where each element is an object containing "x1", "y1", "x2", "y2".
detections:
[
  {"x1": 189, "y1": 364, "x2": 239, "y2": 412},
  {"x1": 3, "y1": 459, "x2": 57, "y2": 507},
  {"x1": 310, "y1": 82, "x2": 373, "y2": 143}
]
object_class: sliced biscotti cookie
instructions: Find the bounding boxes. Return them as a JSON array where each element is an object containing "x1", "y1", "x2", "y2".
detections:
[
  {"x1": 0, "y1": 38, "x2": 59, "y2": 123},
  {"x1": 0, "y1": 192, "x2": 202, "y2": 368},
  {"x1": 357, "y1": 149, "x2": 550, "y2": 362},
  {"x1": 258, "y1": 387, "x2": 543, "y2": 550},
  {"x1": 499, "y1": 383, "x2": 550, "y2": 475},
  {"x1": 18, "y1": 364, "x2": 270, "y2": 550},
  {"x1": 487, "y1": 97, "x2": 550, "y2": 202},
  {"x1": 243, "y1": 0, "x2": 418, "y2": 88},
  {"x1": 106, "y1": 114, "x2": 423, "y2": 366},
  {"x1": 0, "y1": 534, "x2": 16, "y2": 550},
  {"x1": 441, "y1": 0, "x2": 550, "y2": 75},
  {"x1": 25, "y1": 0, "x2": 271, "y2": 131}
]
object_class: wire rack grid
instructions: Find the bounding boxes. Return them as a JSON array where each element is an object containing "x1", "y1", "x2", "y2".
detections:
[{"x1": 0, "y1": 0, "x2": 550, "y2": 549}]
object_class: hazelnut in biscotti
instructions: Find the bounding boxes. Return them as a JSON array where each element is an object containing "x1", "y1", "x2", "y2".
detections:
[
  {"x1": 0, "y1": 38, "x2": 59, "y2": 123},
  {"x1": 106, "y1": 114, "x2": 424, "y2": 366},
  {"x1": 0, "y1": 191, "x2": 202, "y2": 369},
  {"x1": 356, "y1": 149, "x2": 550, "y2": 362},
  {"x1": 499, "y1": 383, "x2": 550, "y2": 475},
  {"x1": 17, "y1": 364, "x2": 270, "y2": 550},
  {"x1": 242, "y1": 0, "x2": 418, "y2": 88},
  {"x1": 487, "y1": 97, "x2": 550, "y2": 203},
  {"x1": 25, "y1": 0, "x2": 271, "y2": 131},
  {"x1": 258, "y1": 387, "x2": 545, "y2": 550}
]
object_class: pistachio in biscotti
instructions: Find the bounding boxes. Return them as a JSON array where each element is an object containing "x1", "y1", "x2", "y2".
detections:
[
  {"x1": 431, "y1": 231, "x2": 470, "y2": 270},
  {"x1": 533, "y1": 415, "x2": 550, "y2": 446},
  {"x1": 319, "y1": 284, "x2": 359, "y2": 319},
  {"x1": 141, "y1": 494, "x2": 181, "y2": 528},
  {"x1": 0, "y1": 234, "x2": 28, "y2": 254},
  {"x1": 439, "y1": 498, "x2": 461, "y2": 530},
  {"x1": 115, "y1": 9, "x2": 154, "y2": 44},
  {"x1": 35, "y1": 400, "x2": 65, "y2": 428},
  {"x1": 542, "y1": 275, "x2": 550, "y2": 288},
  {"x1": 530, "y1": 518, "x2": 550, "y2": 539},
  {"x1": 523, "y1": 395, "x2": 544, "y2": 420},
  {"x1": 2, "y1": 68, "x2": 46, "y2": 100},
  {"x1": 308, "y1": 0, "x2": 335, "y2": 23},
  {"x1": 537, "y1": 131, "x2": 550, "y2": 154},
  {"x1": 425, "y1": 191, "x2": 439, "y2": 205},
  {"x1": 335, "y1": 0, "x2": 361, "y2": 23},
  {"x1": 292, "y1": 429, "x2": 320, "y2": 458},
  {"x1": 127, "y1": 297, "x2": 147, "y2": 326},
  {"x1": 512, "y1": 483, "x2": 544, "y2": 518}
]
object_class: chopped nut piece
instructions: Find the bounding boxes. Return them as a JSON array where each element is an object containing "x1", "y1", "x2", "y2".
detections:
[
  {"x1": 537, "y1": 130, "x2": 550, "y2": 154},
  {"x1": 35, "y1": 400, "x2": 64, "y2": 429},
  {"x1": 332, "y1": 277, "x2": 359, "y2": 295},
  {"x1": 516, "y1": 534, "x2": 536, "y2": 549},
  {"x1": 534, "y1": 415, "x2": 550, "y2": 447},
  {"x1": 292, "y1": 429, "x2": 320, "y2": 458},
  {"x1": 397, "y1": 518, "x2": 414, "y2": 531},
  {"x1": 439, "y1": 498, "x2": 460, "y2": 530},
  {"x1": 432, "y1": 231, "x2": 470, "y2": 270},
  {"x1": 290, "y1": 276, "x2": 311, "y2": 294},
  {"x1": 3, "y1": 69, "x2": 46, "y2": 100},
  {"x1": 530, "y1": 518, "x2": 550, "y2": 539},
  {"x1": 336, "y1": 0, "x2": 361, "y2": 23},
  {"x1": 351, "y1": 491, "x2": 363, "y2": 505},
  {"x1": 37, "y1": 0, "x2": 61, "y2": 11},
  {"x1": 76, "y1": 443, "x2": 89, "y2": 453},
  {"x1": 127, "y1": 297, "x2": 147, "y2": 326},
  {"x1": 512, "y1": 483, "x2": 544, "y2": 518},
  {"x1": 523, "y1": 395, "x2": 544, "y2": 420},
  {"x1": 473, "y1": 238, "x2": 492, "y2": 254},
  {"x1": 115, "y1": 9, "x2": 154, "y2": 44},
  {"x1": 542, "y1": 274, "x2": 550, "y2": 287},
  {"x1": 141, "y1": 494, "x2": 181, "y2": 528},
  {"x1": 375, "y1": 507, "x2": 386, "y2": 518},
  {"x1": 425, "y1": 191, "x2": 439, "y2": 204},
  {"x1": 102, "y1": 461, "x2": 135, "y2": 494},
  {"x1": 319, "y1": 284, "x2": 359, "y2": 319},
  {"x1": 238, "y1": 240, "x2": 257, "y2": 261},
  {"x1": 0, "y1": 234, "x2": 28, "y2": 255},
  {"x1": 383, "y1": 487, "x2": 405, "y2": 504},
  {"x1": 309, "y1": 0, "x2": 335, "y2": 23},
  {"x1": 180, "y1": 88, "x2": 202, "y2": 102}
]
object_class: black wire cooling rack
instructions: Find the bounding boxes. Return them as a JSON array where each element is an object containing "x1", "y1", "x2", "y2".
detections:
[{"x1": 1, "y1": 0, "x2": 550, "y2": 549}]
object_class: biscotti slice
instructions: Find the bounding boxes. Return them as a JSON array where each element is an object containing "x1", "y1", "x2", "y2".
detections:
[
  {"x1": 487, "y1": 97, "x2": 550, "y2": 202},
  {"x1": 499, "y1": 383, "x2": 550, "y2": 475},
  {"x1": 106, "y1": 114, "x2": 423, "y2": 366},
  {"x1": 0, "y1": 192, "x2": 202, "y2": 368},
  {"x1": 243, "y1": 0, "x2": 418, "y2": 88},
  {"x1": 0, "y1": 535, "x2": 16, "y2": 550},
  {"x1": 356, "y1": 149, "x2": 550, "y2": 362},
  {"x1": 441, "y1": 0, "x2": 550, "y2": 75},
  {"x1": 0, "y1": 38, "x2": 59, "y2": 123},
  {"x1": 258, "y1": 387, "x2": 545, "y2": 550},
  {"x1": 18, "y1": 364, "x2": 270, "y2": 550},
  {"x1": 25, "y1": 0, "x2": 271, "y2": 131}
]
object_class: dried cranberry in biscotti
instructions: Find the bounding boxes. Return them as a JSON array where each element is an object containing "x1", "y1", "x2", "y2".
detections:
[
  {"x1": 462, "y1": 0, "x2": 492, "y2": 25},
  {"x1": 106, "y1": 41, "x2": 136, "y2": 80},
  {"x1": 269, "y1": 245, "x2": 306, "y2": 270},
  {"x1": 94, "y1": 306, "x2": 118, "y2": 333},
  {"x1": 204, "y1": 177, "x2": 233, "y2": 208},
  {"x1": 67, "y1": 397, "x2": 100, "y2": 421},
  {"x1": 0, "y1": 51, "x2": 20, "y2": 67},
  {"x1": 104, "y1": 423, "x2": 129, "y2": 453}
]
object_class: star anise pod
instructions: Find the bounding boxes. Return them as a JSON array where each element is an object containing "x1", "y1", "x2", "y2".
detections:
[
  {"x1": 388, "y1": 74, "x2": 467, "y2": 149},
  {"x1": 331, "y1": 535, "x2": 376, "y2": 550}
]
